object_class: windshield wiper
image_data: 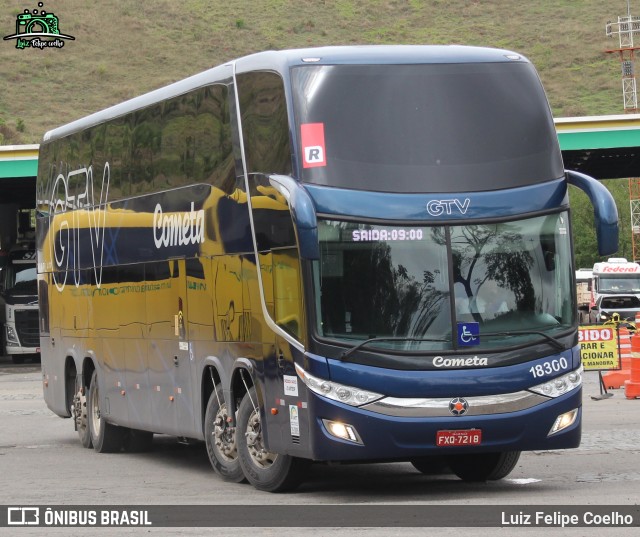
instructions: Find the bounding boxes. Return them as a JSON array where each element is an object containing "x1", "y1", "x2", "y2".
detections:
[
  {"x1": 341, "y1": 337, "x2": 449, "y2": 361},
  {"x1": 340, "y1": 329, "x2": 565, "y2": 360},
  {"x1": 480, "y1": 330, "x2": 565, "y2": 351}
]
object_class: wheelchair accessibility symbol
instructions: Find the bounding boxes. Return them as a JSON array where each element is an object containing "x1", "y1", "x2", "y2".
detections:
[{"x1": 457, "y1": 322, "x2": 480, "y2": 346}]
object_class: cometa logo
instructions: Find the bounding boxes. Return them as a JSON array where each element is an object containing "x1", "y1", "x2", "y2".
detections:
[
  {"x1": 433, "y1": 356, "x2": 489, "y2": 368},
  {"x1": 153, "y1": 202, "x2": 205, "y2": 249}
]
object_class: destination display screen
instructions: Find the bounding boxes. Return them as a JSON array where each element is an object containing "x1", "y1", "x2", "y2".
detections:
[{"x1": 351, "y1": 228, "x2": 424, "y2": 242}]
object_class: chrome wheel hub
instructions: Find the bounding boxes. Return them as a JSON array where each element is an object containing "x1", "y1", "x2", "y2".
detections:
[
  {"x1": 213, "y1": 404, "x2": 237, "y2": 461},
  {"x1": 245, "y1": 409, "x2": 277, "y2": 468}
]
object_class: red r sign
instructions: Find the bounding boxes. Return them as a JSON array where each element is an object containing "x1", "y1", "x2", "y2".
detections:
[{"x1": 301, "y1": 123, "x2": 326, "y2": 168}]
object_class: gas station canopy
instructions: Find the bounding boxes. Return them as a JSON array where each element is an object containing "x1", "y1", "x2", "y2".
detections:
[{"x1": 0, "y1": 145, "x2": 38, "y2": 207}]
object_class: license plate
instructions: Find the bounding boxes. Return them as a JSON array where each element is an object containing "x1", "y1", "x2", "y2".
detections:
[{"x1": 436, "y1": 429, "x2": 482, "y2": 447}]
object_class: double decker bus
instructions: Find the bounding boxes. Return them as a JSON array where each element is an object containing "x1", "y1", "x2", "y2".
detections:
[{"x1": 36, "y1": 46, "x2": 618, "y2": 492}]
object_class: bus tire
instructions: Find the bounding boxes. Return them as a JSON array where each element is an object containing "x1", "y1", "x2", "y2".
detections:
[
  {"x1": 75, "y1": 386, "x2": 92, "y2": 449},
  {"x1": 237, "y1": 387, "x2": 309, "y2": 492},
  {"x1": 447, "y1": 451, "x2": 521, "y2": 482},
  {"x1": 204, "y1": 384, "x2": 245, "y2": 483},
  {"x1": 122, "y1": 429, "x2": 154, "y2": 453},
  {"x1": 88, "y1": 370, "x2": 125, "y2": 453}
]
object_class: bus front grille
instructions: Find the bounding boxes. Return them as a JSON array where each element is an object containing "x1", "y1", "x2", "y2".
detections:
[{"x1": 15, "y1": 310, "x2": 40, "y2": 347}]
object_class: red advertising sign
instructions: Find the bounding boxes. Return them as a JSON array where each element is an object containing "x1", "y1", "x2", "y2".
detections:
[
  {"x1": 300, "y1": 123, "x2": 326, "y2": 168},
  {"x1": 578, "y1": 325, "x2": 620, "y2": 371}
]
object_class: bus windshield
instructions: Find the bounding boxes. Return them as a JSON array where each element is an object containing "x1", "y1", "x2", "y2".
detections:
[
  {"x1": 291, "y1": 62, "x2": 563, "y2": 192},
  {"x1": 597, "y1": 276, "x2": 640, "y2": 293},
  {"x1": 4, "y1": 265, "x2": 37, "y2": 294},
  {"x1": 313, "y1": 212, "x2": 573, "y2": 353}
]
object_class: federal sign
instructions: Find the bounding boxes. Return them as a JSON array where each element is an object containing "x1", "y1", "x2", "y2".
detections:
[{"x1": 578, "y1": 325, "x2": 620, "y2": 371}]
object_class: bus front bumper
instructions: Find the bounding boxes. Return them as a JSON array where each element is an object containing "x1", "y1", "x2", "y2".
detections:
[{"x1": 302, "y1": 386, "x2": 581, "y2": 461}]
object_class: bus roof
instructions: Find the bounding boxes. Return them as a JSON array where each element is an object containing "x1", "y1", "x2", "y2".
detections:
[
  {"x1": 234, "y1": 44, "x2": 529, "y2": 71},
  {"x1": 42, "y1": 45, "x2": 529, "y2": 144}
]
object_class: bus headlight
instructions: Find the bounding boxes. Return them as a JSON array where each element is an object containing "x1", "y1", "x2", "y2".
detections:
[
  {"x1": 322, "y1": 419, "x2": 363, "y2": 444},
  {"x1": 548, "y1": 408, "x2": 579, "y2": 435},
  {"x1": 529, "y1": 367, "x2": 582, "y2": 398},
  {"x1": 6, "y1": 325, "x2": 19, "y2": 345},
  {"x1": 295, "y1": 363, "x2": 383, "y2": 407}
]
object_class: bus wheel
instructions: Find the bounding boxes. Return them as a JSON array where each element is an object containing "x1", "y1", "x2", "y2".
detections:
[
  {"x1": 237, "y1": 387, "x2": 309, "y2": 492},
  {"x1": 88, "y1": 370, "x2": 125, "y2": 453},
  {"x1": 74, "y1": 385, "x2": 92, "y2": 449},
  {"x1": 447, "y1": 451, "x2": 521, "y2": 482},
  {"x1": 204, "y1": 384, "x2": 245, "y2": 483},
  {"x1": 122, "y1": 429, "x2": 154, "y2": 453}
]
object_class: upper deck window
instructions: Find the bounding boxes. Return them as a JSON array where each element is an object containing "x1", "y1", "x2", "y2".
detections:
[
  {"x1": 237, "y1": 71, "x2": 292, "y2": 176},
  {"x1": 292, "y1": 63, "x2": 563, "y2": 193}
]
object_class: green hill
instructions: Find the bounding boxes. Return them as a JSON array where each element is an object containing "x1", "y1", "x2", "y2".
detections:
[
  {"x1": 0, "y1": 0, "x2": 636, "y2": 263},
  {"x1": 0, "y1": 0, "x2": 629, "y2": 143}
]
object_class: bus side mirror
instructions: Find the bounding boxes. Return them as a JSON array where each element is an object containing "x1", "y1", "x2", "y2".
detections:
[
  {"x1": 268, "y1": 175, "x2": 319, "y2": 260},
  {"x1": 566, "y1": 170, "x2": 619, "y2": 256}
]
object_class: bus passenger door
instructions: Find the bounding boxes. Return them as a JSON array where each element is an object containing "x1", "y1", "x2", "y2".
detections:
[
  {"x1": 146, "y1": 259, "x2": 196, "y2": 436},
  {"x1": 173, "y1": 258, "x2": 197, "y2": 436},
  {"x1": 248, "y1": 174, "x2": 308, "y2": 455},
  {"x1": 272, "y1": 247, "x2": 307, "y2": 454}
]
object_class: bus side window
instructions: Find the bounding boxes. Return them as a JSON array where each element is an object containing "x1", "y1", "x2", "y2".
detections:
[
  {"x1": 236, "y1": 71, "x2": 292, "y2": 177},
  {"x1": 247, "y1": 174, "x2": 305, "y2": 343}
]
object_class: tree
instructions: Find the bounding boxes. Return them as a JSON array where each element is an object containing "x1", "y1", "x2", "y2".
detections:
[
  {"x1": 569, "y1": 179, "x2": 631, "y2": 267},
  {"x1": 449, "y1": 225, "x2": 534, "y2": 322}
]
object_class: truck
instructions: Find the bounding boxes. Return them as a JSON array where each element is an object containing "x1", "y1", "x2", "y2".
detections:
[
  {"x1": 1, "y1": 242, "x2": 40, "y2": 363},
  {"x1": 576, "y1": 268, "x2": 593, "y2": 324},
  {"x1": 591, "y1": 258, "x2": 640, "y2": 304}
]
